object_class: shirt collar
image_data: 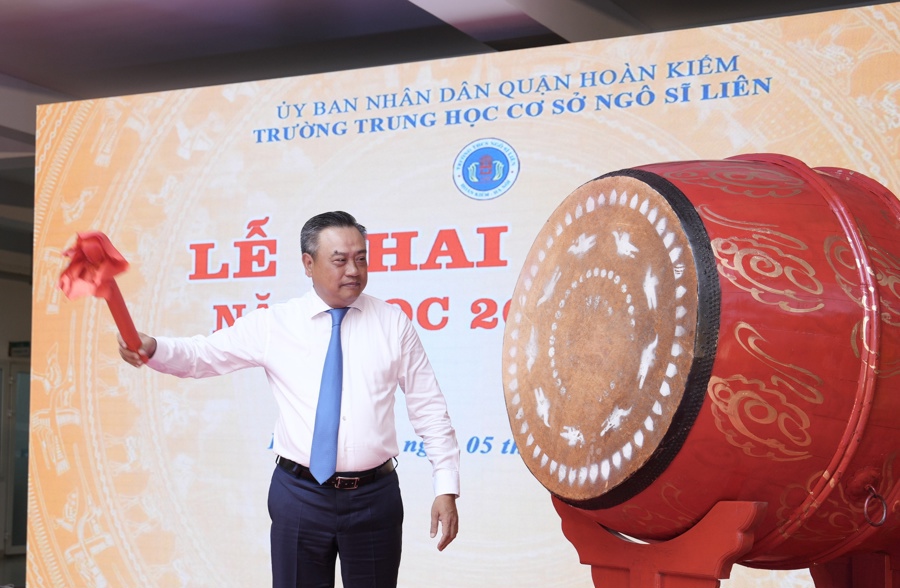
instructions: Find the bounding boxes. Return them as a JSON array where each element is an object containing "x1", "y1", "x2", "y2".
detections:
[{"x1": 304, "y1": 289, "x2": 364, "y2": 319}]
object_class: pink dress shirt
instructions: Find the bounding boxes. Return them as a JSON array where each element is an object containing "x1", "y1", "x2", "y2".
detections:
[{"x1": 148, "y1": 290, "x2": 460, "y2": 496}]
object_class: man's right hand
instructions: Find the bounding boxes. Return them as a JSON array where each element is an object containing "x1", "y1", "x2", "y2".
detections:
[{"x1": 118, "y1": 332, "x2": 157, "y2": 367}]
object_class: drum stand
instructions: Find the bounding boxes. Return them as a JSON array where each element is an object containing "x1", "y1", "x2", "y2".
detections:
[
  {"x1": 554, "y1": 498, "x2": 899, "y2": 587},
  {"x1": 808, "y1": 552, "x2": 899, "y2": 588},
  {"x1": 553, "y1": 497, "x2": 767, "y2": 588}
]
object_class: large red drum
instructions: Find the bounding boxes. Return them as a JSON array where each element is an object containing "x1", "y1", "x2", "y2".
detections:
[{"x1": 502, "y1": 154, "x2": 900, "y2": 568}]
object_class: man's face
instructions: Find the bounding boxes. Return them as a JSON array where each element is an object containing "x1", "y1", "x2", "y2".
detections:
[{"x1": 303, "y1": 226, "x2": 368, "y2": 308}]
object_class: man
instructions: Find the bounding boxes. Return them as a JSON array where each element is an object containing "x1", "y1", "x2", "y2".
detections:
[{"x1": 119, "y1": 211, "x2": 460, "y2": 588}]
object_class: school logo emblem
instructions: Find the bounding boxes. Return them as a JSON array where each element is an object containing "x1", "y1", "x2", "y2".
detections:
[{"x1": 453, "y1": 138, "x2": 520, "y2": 200}]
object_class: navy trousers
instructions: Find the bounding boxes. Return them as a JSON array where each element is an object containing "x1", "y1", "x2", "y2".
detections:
[{"x1": 268, "y1": 465, "x2": 404, "y2": 588}]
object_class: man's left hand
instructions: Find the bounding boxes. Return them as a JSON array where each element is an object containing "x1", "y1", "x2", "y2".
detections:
[{"x1": 430, "y1": 494, "x2": 458, "y2": 551}]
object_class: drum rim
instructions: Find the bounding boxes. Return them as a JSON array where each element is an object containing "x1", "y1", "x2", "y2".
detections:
[{"x1": 559, "y1": 167, "x2": 722, "y2": 510}]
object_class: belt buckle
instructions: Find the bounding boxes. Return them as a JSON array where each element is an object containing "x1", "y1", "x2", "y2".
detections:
[{"x1": 333, "y1": 476, "x2": 360, "y2": 490}]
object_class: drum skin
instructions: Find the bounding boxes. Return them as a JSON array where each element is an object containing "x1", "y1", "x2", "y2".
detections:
[{"x1": 501, "y1": 153, "x2": 900, "y2": 568}]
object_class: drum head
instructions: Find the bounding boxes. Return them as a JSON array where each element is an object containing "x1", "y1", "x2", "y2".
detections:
[{"x1": 502, "y1": 169, "x2": 720, "y2": 508}]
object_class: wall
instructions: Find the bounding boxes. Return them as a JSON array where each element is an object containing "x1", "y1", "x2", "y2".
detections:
[
  {"x1": 0, "y1": 278, "x2": 30, "y2": 359},
  {"x1": 0, "y1": 277, "x2": 30, "y2": 586}
]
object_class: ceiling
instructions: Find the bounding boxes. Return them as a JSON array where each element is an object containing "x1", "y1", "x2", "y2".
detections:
[{"x1": 0, "y1": 0, "x2": 888, "y2": 284}]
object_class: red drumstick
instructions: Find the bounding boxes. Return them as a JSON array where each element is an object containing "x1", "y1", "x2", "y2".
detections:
[{"x1": 58, "y1": 231, "x2": 142, "y2": 352}]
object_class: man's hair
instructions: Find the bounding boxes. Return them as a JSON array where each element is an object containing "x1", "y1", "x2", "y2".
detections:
[{"x1": 300, "y1": 211, "x2": 367, "y2": 257}]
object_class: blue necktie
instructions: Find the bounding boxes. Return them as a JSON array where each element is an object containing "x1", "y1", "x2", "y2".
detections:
[{"x1": 309, "y1": 307, "x2": 349, "y2": 484}]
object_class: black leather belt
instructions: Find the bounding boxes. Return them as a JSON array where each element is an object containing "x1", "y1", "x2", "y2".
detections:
[{"x1": 275, "y1": 456, "x2": 395, "y2": 489}]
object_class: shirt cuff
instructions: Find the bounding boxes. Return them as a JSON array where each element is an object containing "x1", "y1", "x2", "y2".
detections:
[
  {"x1": 146, "y1": 336, "x2": 172, "y2": 371},
  {"x1": 433, "y1": 468, "x2": 460, "y2": 498}
]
